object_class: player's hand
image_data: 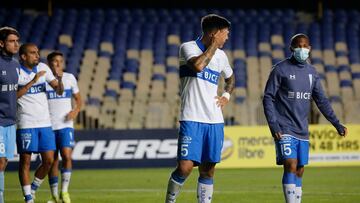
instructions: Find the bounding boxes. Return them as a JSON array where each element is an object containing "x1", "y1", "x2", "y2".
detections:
[
  {"x1": 338, "y1": 126, "x2": 348, "y2": 137},
  {"x1": 211, "y1": 30, "x2": 228, "y2": 48},
  {"x1": 32, "y1": 71, "x2": 46, "y2": 83},
  {"x1": 66, "y1": 110, "x2": 79, "y2": 121},
  {"x1": 273, "y1": 132, "x2": 282, "y2": 140},
  {"x1": 215, "y1": 96, "x2": 229, "y2": 108}
]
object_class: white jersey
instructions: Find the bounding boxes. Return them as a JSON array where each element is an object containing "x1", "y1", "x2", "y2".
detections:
[
  {"x1": 17, "y1": 62, "x2": 56, "y2": 129},
  {"x1": 179, "y1": 39, "x2": 233, "y2": 123},
  {"x1": 46, "y1": 72, "x2": 79, "y2": 130}
]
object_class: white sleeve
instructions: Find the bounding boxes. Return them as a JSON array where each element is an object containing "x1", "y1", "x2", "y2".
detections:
[
  {"x1": 221, "y1": 52, "x2": 233, "y2": 79},
  {"x1": 43, "y1": 63, "x2": 56, "y2": 83},
  {"x1": 180, "y1": 42, "x2": 201, "y2": 62},
  {"x1": 70, "y1": 74, "x2": 80, "y2": 94}
]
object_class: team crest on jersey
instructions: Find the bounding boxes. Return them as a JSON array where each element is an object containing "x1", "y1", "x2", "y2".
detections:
[
  {"x1": 2, "y1": 70, "x2": 6, "y2": 75},
  {"x1": 289, "y1": 75, "x2": 296, "y2": 80}
]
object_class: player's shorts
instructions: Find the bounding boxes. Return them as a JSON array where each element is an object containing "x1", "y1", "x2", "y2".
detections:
[
  {"x1": 177, "y1": 121, "x2": 224, "y2": 165},
  {"x1": 275, "y1": 134, "x2": 309, "y2": 166},
  {"x1": 16, "y1": 127, "x2": 56, "y2": 153},
  {"x1": 0, "y1": 125, "x2": 16, "y2": 158},
  {"x1": 54, "y1": 128, "x2": 75, "y2": 149}
]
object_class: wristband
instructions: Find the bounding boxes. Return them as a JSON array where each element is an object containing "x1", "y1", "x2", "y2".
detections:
[{"x1": 222, "y1": 92, "x2": 230, "y2": 100}]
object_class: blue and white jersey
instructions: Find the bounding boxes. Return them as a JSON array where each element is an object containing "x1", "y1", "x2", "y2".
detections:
[
  {"x1": 179, "y1": 39, "x2": 233, "y2": 123},
  {"x1": 0, "y1": 53, "x2": 19, "y2": 126},
  {"x1": 17, "y1": 62, "x2": 56, "y2": 129},
  {"x1": 46, "y1": 72, "x2": 79, "y2": 130}
]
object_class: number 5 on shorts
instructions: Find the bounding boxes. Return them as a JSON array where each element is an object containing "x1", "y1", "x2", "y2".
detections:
[
  {"x1": 282, "y1": 143, "x2": 292, "y2": 156},
  {"x1": 181, "y1": 144, "x2": 188, "y2": 157}
]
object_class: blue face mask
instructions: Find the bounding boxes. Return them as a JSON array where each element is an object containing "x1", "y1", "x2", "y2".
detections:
[{"x1": 293, "y1": 48, "x2": 310, "y2": 63}]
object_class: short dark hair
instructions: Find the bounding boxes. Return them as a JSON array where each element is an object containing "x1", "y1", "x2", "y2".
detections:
[
  {"x1": 19, "y1": 43, "x2": 37, "y2": 57},
  {"x1": 0, "y1": 26, "x2": 20, "y2": 42},
  {"x1": 290, "y1": 33, "x2": 309, "y2": 49},
  {"x1": 47, "y1": 51, "x2": 64, "y2": 62},
  {"x1": 201, "y1": 14, "x2": 231, "y2": 33}
]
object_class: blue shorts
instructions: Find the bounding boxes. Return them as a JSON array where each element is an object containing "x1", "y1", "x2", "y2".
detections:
[
  {"x1": 0, "y1": 125, "x2": 16, "y2": 158},
  {"x1": 16, "y1": 127, "x2": 56, "y2": 153},
  {"x1": 275, "y1": 135, "x2": 309, "y2": 166},
  {"x1": 177, "y1": 121, "x2": 224, "y2": 164},
  {"x1": 54, "y1": 128, "x2": 75, "y2": 149}
]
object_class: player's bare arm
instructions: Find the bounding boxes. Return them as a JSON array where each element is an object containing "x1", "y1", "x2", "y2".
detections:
[
  {"x1": 49, "y1": 76, "x2": 64, "y2": 95},
  {"x1": 187, "y1": 30, "x2": 227, "y2": 72},
  {"x1": 17, "y1": 70, "x2": 46, "y2": 98},
  {"x1": 215, "y1": 73, "x2": 235, "y2": 108},
  {"x1": 66, "y1": 93, "x2": 82, "y2": 121}
]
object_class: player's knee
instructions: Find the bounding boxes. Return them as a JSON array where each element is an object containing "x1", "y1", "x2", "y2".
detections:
[
  {"x1": 62, "y1": 154, "x2": 72, "y2": 163},
  {"x1": 0, "y1": 158, "x2": 7, "y2": 171},
  {"x1": 284, "y1": 161, "x2": 297, "y2": 173},
  {"x1": 296, "y1": 166, "x2": 305, "y2": 177},
  {"x1": 42, "y1": 157, "x2": 54, "y2": 170},
  {"x1": 176, "y1": 165, "x2": 193, "y2": 177}
]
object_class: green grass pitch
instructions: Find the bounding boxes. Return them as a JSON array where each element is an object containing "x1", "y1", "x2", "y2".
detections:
[{"x1": 4, "y1": 166, "x2": 360, "y2": 202}]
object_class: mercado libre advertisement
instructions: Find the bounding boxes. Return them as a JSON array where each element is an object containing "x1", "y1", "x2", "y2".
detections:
[{"x1": 218, "y1": 125, "x2": 360, "y2": 168}]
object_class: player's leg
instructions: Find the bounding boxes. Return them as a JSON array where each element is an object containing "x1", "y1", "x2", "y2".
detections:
[
  {"x1": 196, "y1": 123, "x2": 223, "y2": 203},
  {"x1": 295, "y1": 166, "x2": 304, "y2": 203},
  {"x1": 48, "y1": 150, "x2": 60, "y2": 202},
  {"x1": 18, "y1": 153, "x2": 33, "y2": 203},
  {"x1": 31, "y1": 127, "x2": 56, "y2": 197},
  {"x1": 0, "y1": 124, "x2": 16, "y2": 203},
  {"x1": 294, "y1": 139, "x2": 309, "y2": 203},
  {"x1": 276, "y1": 135, "x2": 299, "y2": 203},
  {"x1": 59, "y1": 147, "x2": 73, "y2": 203},
  {"x1": 165, "y1": 121, "x2": 203, "y2": 203},
  {"x1": 165, "y1": 160, "x2": 194, "y2": 203},
  {"x1": 197, "y1": 162, "x2": 216, "y2": 203},
  {"x1": 58, "y1": 128, "x2": 75, "y2": 203},
  {"x1": 17, "y1": 128, "x2": 37, "y2": 203}
]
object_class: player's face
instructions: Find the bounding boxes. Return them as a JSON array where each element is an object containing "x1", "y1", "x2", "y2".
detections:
[
  {"x1": 0, "y1": 34, "x2": 20, "y2": 55},
  {"x1": 49, "y1": 55, "x2": 64, "y2": 74},
  {"x1": 217, "y1": 28, "x2": 229, "y2": 48},
  {"x1": 292, "y1": 37, "x2": 311, "y2": 50},
  {"x1": 22, "y1": 46, "x2": 40, "y2": 67}
]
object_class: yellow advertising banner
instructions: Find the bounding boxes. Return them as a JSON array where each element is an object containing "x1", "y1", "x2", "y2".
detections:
[{"x1": 218, "y1": 125, "x2": 360, "y2": 168}]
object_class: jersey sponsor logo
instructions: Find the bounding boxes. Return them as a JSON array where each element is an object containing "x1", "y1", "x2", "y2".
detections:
[
  {"x1": 1, "y1": 84, "x2": 18, "y2": 92},
  {"x1": 288, "y1": 91, "x2": 311, "y2": 100},
  {"x1": 71, "y1": 139, "x2": 178, "y2": 160},
  {"x1": 181, "y1": 136, "x2": 192, "y2": 144},
  {"x1": 18, "y1": 83, "x2": 46, "y2": 94},
  {"x1": 289, "y1": 75, "x2": 296, "y2": 80},
  {"x1": 196, "y1": 67, "x2": 220, "y2": 85},
  {"x1": 2, "y1": 70, "x2": 6, "y2": 75},
  {"x1": 47, "y1": 89, "x2": 72, "y2": 99}
]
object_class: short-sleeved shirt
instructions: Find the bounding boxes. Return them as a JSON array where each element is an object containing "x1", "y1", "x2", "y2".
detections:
[
  {"x1": 46, "y1": 72, "x2": 79, "y2": 130},
  {"x1": 179, "y1": 39, "x2": 233, "y2": 124},
  {"x1": 17, "y1": 62, "x2": 56, "y2": 129}
]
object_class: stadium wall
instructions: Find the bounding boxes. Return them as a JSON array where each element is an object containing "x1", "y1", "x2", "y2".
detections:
[{"x1": 7, "y1": 125, "x2": 360, "y2": 171}]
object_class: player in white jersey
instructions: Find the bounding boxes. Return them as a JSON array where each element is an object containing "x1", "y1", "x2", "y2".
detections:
[
  {"x1": 165, "y1": 14, "x2": 235, "y2": 203},
  {"x1": 46, "y1": 51, "x2": 82, "y2": 203},
  {"x1": 16, "y1": 43, "x2": 64, "y2": 203}
]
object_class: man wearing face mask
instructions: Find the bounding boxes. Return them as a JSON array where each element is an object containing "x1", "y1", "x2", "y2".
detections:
[{"x1": 263, "y1": 33, "x2": 348, "y2": 203}]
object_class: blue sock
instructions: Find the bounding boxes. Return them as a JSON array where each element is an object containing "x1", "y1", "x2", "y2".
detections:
[
  {"x1": 0, "y1": 171, "x2": 4, "y2": 203},
  {"x1": 198, "y1": 177, "x2": 214, "y2": 185},
  {"x1": 282, "y1": 172, "x2": 296, "y2": 184},
  {"x1": 49, "y1": 176, "x2": 59, "y2": 185},
  {"x1": 171, "y1": 171, "x2": 186, "y2": 184},
  {"x1": 295, "y1": 176, "x2": 302, "y2": 187}
]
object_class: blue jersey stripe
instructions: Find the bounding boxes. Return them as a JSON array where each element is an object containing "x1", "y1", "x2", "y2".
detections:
[
  {"x1": 46, "y1": 89, "x2": 72, "y2": 99},
  {"x1": 180, "y1": 65, "x2": 220, "y2": 85},
  {"x1": 18, "y1": 83, "x2": 46, "y2": 94}
]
